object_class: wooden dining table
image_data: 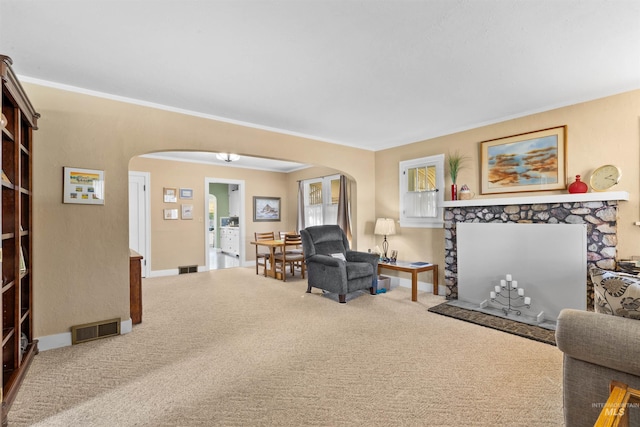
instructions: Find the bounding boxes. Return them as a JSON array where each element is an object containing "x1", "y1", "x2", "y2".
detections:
[{"x1": 249, "y1": 239, "x2": 303, "y2": 280}]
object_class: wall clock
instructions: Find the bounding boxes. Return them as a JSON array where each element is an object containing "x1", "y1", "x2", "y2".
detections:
[{"x1": 590, "y1": 164, "x2": 622, "y2": 192}]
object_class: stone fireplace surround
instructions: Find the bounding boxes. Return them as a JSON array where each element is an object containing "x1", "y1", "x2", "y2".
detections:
[{"x1": 442, "y1": 191, "x2": 629, "y2": 309}]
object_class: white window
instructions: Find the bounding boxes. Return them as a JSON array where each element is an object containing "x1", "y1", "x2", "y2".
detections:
[
  {"x1": 303, "y1": 174, "x2": 340, "y2": 227},
  {"x1": 399, "y1": 154, "x2": 444, "y2": 228}
]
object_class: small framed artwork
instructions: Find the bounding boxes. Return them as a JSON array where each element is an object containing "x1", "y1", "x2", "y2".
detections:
[
  {"x1": 180, "y1": 188, "x2": 193, "y2": 199},
  {"x1": 164, "y1": 208, "x2": 179, "y2": 220},
  {"x1": 163, "y1": 187, "x2": 177, "y2": 203},
  {"x1": 253, "y1": 196, "x2": 281, "y2": 222},
  {"x1": 480, "y1": 126, "x2": 567, "y2": 195},
  {"x1": 63, "y1": 167, "x2": 105, "y2": 205},
  {"x1": 181, "y1": 204, "x2": 193, "y2": 220}
]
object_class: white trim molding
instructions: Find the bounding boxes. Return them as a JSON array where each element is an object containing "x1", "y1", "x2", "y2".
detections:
[{"x1": 442, "y1": 191, "x2": 629, "y2": 208}]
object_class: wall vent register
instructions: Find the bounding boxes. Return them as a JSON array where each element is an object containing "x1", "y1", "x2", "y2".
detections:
[{"x1": 71, "y1": 318, "x2": 121, "y2": 345}]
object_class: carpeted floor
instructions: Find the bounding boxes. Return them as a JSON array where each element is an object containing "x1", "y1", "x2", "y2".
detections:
[
  {"x1": 428, "y1": 302, "x2": 557, "y2": 346},
  {"x1": 9, "y1": 268, "x2": 564, "y2": 426}
]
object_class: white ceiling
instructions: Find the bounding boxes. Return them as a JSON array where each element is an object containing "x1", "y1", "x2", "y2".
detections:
[{"x1": 2, "y1": 0, "x2": 639, "y2": 158}]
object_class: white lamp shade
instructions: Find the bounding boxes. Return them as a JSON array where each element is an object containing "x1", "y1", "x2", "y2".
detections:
[{"x1": 374, "y1": 218, "x2": 396, "y2": 236}]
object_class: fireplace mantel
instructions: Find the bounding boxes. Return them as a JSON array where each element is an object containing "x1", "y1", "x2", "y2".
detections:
[{"x1": 442, "y1": 191, "x2": 629, "y2": 208}]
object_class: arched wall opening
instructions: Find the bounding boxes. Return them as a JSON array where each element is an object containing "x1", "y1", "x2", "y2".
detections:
[{"x1": 127, "y1": 150, "x2": 357, "y2": 277}]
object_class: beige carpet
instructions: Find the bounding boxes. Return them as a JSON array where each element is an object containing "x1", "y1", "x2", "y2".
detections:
[{"x1": 9, "y1": 268, "x2": 564, "y2": 426}]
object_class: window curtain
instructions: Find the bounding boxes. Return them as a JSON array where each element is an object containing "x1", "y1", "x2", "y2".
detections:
[
  {"x1": 337, "y1": 175, "x2": 352, "y2": 241},
  {"x1": 404, "y1": 190, "x2": 438, "y2": 218},
  {"x1": 296, "y1": 180, "x2": 305, "y2": 233}
]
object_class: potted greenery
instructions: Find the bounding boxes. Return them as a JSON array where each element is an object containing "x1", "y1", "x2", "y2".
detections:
[{"x1": 448, "y1": 150, "x2": 469, "y2": 200}]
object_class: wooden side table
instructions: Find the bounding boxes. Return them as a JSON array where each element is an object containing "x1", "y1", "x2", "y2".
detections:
[{"x1": 377, "y1": 261, "x2": 438, "y2": 302}]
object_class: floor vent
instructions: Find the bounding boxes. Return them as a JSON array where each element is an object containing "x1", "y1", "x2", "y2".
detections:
[
  {"x1": 179, "y1": 265, "x2": 198, "y2": 274},
  {"x1": 71, "y1": 318, "x2": 121, "y2": 345}
]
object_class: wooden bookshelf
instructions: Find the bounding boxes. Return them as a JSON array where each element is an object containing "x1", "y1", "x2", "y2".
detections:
[{"x1": 1, "y1": 55, "x2": 39, "y2": 426}]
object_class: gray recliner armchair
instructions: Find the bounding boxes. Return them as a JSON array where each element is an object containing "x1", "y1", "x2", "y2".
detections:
[
  {"x1": 556, "y1": 309, "x2": 640, "y2": 426},
  {"x1": 300, "y1": 225, "x2": 379, "y2": 303}
]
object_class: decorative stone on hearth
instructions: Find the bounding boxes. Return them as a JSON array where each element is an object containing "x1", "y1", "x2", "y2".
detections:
[{"x1": 444, "y1": 199, "x2": 621, "y2": 309}]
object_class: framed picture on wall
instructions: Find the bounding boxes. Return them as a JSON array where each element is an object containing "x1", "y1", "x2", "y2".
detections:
[
  {"x1": 181, "y1": 204, "x2": 193, "y2": 220},
  {"x1": 180, "y1": 188, "x2": 193, "y2": 199},
  {"x1": 253, "y1": 196, "x2": 281, "y2": 222},
  {"x1": 62, "y1": 167, "x2": 105, "y2": 205},
  {"x1": 480, "y1": 126, "x2": 567, "y2": 195},
  {"x1": 163, "y1": 208, "x2": 178, "y2": 220},
  {"x1": 163, "y1": 187, "x2": 177, "y2": 203}
]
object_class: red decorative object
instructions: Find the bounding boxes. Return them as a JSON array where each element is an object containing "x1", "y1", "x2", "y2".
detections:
[
  {"x1": 568, "y1": 175, "x2": 588, "y2": 193},
  {"x1": 451, "y1": 184, "x2": 458, "y2": 200}
]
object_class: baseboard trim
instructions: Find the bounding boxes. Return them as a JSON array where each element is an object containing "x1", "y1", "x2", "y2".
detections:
[
  {"x1": 150, "y1": 264, "x2": 256, "y2": 275},
  {"x1": 149, "y1": 268, "x2": 179, "y2": 277},
  {"x1": 37, "y1": 318, "x2": 132, "y2": 351}
]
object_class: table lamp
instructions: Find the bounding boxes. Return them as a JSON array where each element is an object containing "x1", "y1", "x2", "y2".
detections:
[{"x1": 374, "y1": 218, "x2": 396, "y2": 260}]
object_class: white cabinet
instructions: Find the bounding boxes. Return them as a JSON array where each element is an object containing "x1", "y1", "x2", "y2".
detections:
[
  {"x1": 230, "y1": 228, "x2": 239, "y2": 255},
  {"x1": 220, "y1": 227, "x2": 240, "y2": 256},
  {"x1": 229, "y1": 185, "x2": 240, "y2": 217}
]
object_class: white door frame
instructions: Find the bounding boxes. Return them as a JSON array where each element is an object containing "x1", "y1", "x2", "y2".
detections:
[
  {"x1": 204, "y1": 177, "x2": 245, "y2": 270},
  {"x1": 128, "y1": 171, "x2": 151, "y2": 277},
  {"x1": 208, "y1": 194, "x2": 218, "y2": 251}
]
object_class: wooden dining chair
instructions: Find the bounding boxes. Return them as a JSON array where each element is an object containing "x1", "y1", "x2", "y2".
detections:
[
  {"x1": 274, "y1": 233, "x2": 305, "y2": 282},
  {"x1": 279, "y1": 230, "x2": 303, "y2": 273},
  {"x1": 254, "y1": 231, "x2": 275, "y2": 276}
]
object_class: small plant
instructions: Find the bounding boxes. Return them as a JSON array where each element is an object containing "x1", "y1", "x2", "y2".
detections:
[{"x1": 448, "y1": 150, "x2": 470, "y2": 184}]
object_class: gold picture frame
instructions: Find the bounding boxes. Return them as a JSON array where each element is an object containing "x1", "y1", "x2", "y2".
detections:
[
  {"x1": 480, "y1": 126, "x2": 567, "y2": 195},
  {"x1": 163, "y1": 187, "x2": 177, "y2": 203},
  {"x1": 163, "y1": 208, "x2": 178, "y2": 220}
]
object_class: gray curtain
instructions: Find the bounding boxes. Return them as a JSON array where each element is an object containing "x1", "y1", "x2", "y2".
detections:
[
  {"x1": 337, "y1": 175, "x2": 352, "y2": 241},
  {"x1": 296, "y1": 180, "x2": 305, "y2": 233}
]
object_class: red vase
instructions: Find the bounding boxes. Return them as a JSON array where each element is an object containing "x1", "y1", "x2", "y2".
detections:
[
  {"x1": 451, "y1": 184, "x2": 457, "y2": 200},
  {"x1": 568, "y1": 175, "x2": 588, "y2": 193}
]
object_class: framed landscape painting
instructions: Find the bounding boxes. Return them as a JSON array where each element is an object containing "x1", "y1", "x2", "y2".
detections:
[
  {"x1": 480, "y1": 126, "x2": 567, "y2": 195},
  {"x1": 253, "y1": 196, "x2": 280, "y2": 222}
]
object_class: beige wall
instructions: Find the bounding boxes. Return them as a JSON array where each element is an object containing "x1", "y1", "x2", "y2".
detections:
[
  {"x1": 25, "y1": 80, "x2": 640, "y2": 340},
  {"x1": 375, "y1": 89, "x2": 640, "y2": 282},
  {"x1": 28, "y1": 84, "x2": 376, "y2": 338}
]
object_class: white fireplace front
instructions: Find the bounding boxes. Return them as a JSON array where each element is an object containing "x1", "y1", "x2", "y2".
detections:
[{"x1": 455, "y1": 222, "x2": 587, "y2": 327}]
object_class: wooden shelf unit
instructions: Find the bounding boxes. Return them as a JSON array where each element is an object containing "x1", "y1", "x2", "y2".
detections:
[{"x1": 1, "y1": 55, "x2": 39, "y2": 426}]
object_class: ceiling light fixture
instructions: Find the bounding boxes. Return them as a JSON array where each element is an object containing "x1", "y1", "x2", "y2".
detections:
[{"x1": 216, "y1": 153, "x2": 240, "y2": 162}]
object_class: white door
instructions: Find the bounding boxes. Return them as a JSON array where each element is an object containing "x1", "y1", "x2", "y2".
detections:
[
  {"x1": 204, "y1": 177, "x2": 245, "y2": 271},
  {"x1": 129, "y1": 171, "x2": 150, "y2": 277}
]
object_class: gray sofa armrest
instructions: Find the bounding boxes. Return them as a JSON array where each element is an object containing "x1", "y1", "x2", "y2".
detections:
[
  {"x1": 306, "y1": 254, "x2": 345, "y2": 268},
  {"x1": 556, "y1": 309, "x2": 640, "y2": 376}
]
